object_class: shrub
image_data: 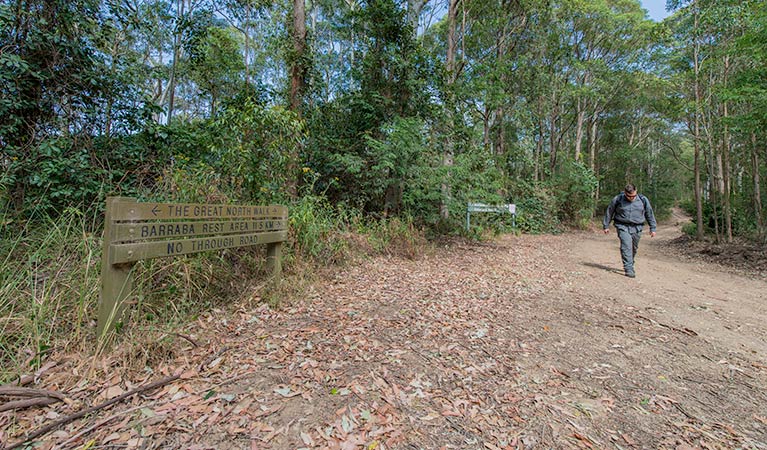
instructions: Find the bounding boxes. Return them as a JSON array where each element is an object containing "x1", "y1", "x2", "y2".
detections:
[
  {"x1": 682, "y1": 221, "x2": 697, "y2": 237},
  {"x1": 361, "y1": 215, "x2": 427, "y2": 260},
  {"x1": 289, "y1": 193, "x2": 356, "y2": 265},
  {"x1": 509, "y1": 181, "x2": 560, "y2": 234},
  {"x1": 551, "y1": 160, "x2": 598, "y2": 227}
]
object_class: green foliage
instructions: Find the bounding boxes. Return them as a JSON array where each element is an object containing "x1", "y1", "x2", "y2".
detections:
[
  {"x1": 362, "y1": 117, "x2": 449, "y2": 220},
  {"x1": 444, "y1": 150, "x2": 506, "y2": 227},
  {"x1": 138, "y1": 101, "x2": 305, "y2": 205},
  {"x1": 0, "y1": 0, "x2": 156, "y2": 212},
  {"x1": 2, "y1": 131, "x2": 168, "y2": 220},
  {"x1": 213, "y1": 102, "x2": 305, "y2": 203},
  {"x1": 679, "y1": 198, "x2": 697, "y2": 218},
  {"x1": 361, "y1": 215, "x2": 427, "y2": 259},
  {"x1": 187, "y1": 26, "x2": 246, "y2": 115},
  {"x1": 551, "y1": 160, "x2": 599, "y2": 228},
  {"x1": 306, "y1": 96, "x2": 430, "y2": 212},
  {"x1": 8, "y1": 0, "x2": 767, "y2": 378},
  {"x1": 289, "y1": 192, "x2": 356, "y2": 265},
  {"x1": 1, "y1": 0, "x2": 704, "y2": 239},
  {"x1": 510, "y1": 182, "x2": 561, "y2": 234},
  {"x1": 681, "y1": 221, "x2": 697, "y2": 237}
]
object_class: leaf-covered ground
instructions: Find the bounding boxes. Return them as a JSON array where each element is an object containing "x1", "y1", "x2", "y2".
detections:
[{"x1": 3, "y1": 217, "x2": 767, "y2": 449}]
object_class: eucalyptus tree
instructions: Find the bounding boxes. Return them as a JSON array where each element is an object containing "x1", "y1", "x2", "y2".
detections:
[
  {"x1": 725, "y1": 0, "x2": 767, "y2": 241},
  {"x1": 460, "y1": 0, "x2": 530, "y2": 169},
  {"x1": 290, "y1": 0, "x2": 307, "y2": 114},
  {"x1": 665, "y1": 0, "x2": 705, "y2": 238},
  {"x1": 284, "y1": 0, "x2": 307, "y2": 197},
  {"x1": 302, "y1": 0, "x2": 434, "y2": 213},
  {"x1": 187, "y1": 26, "x2": 246, "y2": 116},
  {"x1": 440, "y1": 0, "x2": 459, "y2": 221},
  {"x1": 667, "y1": 0, "x2": 762, "y2": 241},
  {"x1": 213, "y1": 0, "x2": 276, "y2": 91},
  {"x1": 562, "y1": 0, "x2": 650, "y2": 164}
]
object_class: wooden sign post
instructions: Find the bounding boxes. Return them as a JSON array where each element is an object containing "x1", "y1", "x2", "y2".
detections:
[{"x1": 98, "y1": 197, "x2": 288, "y2": 337}]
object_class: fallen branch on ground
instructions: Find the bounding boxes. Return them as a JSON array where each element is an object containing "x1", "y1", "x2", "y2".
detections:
[
  {"x1": 4, "y1": 374, "x2": 180, "y2": 450},
  {"x1": 199, "y1": 345, "x2": 231, "y2": 371},
  {"x1": 0, "y1": 386, "x2": 66, "y2": 413},
  {"x1": 0, "y1": 386, "x2": 65, "y2": 400},
  {"x1": 0, "y1": 397, "x2": 59, "y2": 413},
  {"x1": 60, "y1": 403, "x2": 151, "y2": 447},
  {"x1": 635, "y1": 315, "x2": 698, "y2": 336},
  {"x1": 5, "y1": 345, "x2": 234, "y2": 449}
]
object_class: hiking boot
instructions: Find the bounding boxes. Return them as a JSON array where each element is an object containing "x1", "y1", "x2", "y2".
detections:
[{"x1": 625, "y1": 271, "x2": 636, "y2": 278}]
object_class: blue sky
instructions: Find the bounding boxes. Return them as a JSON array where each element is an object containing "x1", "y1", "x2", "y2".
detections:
[{"x1": 640, "y1": 0, "x2": 671, "y2": 22}]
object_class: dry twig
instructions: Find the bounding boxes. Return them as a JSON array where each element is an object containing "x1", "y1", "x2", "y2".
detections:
[
  {"x1": 5, "y1": 374, "x2": 180, "y2": 450},
  {"x1": 0, "y1": 386, "x2": 65, "y2": 400},
  {"x1": 0, "y1": 398, "x2": 59, "y2": 413}
]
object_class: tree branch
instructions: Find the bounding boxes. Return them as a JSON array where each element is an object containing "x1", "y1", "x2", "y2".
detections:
[
  {"x1": 0, "y1": 397, "x2": 59, "y2": 413},
  {"x1": 660, "y1": 140, "x2": 693, "y2": 172},
  {"x1": 5, "y1": 374, "x2": 181, "y2": 450},
  {"x1": 0, "y1": 386, "x2": 65, "y2": 400}
]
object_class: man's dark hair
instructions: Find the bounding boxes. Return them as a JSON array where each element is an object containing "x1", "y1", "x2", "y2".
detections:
[{"x1": 624, "y1": 183, "x2": 637, "y2": 193}]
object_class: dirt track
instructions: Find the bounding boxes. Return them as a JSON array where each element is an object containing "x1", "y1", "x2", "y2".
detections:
[
  {"x1": 518, "y1": 214, "x2": 767, "y2": 449},
  {"x1": 5, "y1": 214, "x2": 767, "y2": 449}
]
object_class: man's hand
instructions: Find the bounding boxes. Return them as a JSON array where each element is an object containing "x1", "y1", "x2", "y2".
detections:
[
  {"x1": 650, "y1": 231, "x2": 656, "y2": 238},
  {"x1": 603, "y1": 229, "x2": 609, "y2": 234}
]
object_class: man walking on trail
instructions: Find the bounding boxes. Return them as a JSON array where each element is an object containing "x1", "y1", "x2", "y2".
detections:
[{"x1": 603, "y1": 184, "x2": 657, "y2": 278}]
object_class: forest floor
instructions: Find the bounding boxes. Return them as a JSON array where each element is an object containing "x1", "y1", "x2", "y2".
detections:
[{"x1": 3, "y1": 210, "x2": 767, "y2": 450}]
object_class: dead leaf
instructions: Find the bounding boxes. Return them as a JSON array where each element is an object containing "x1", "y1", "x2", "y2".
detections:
[
  {"x1": 102, "y1": 433, "x2": 122, "y2": 443},
  {"x1": 50, "y1": 430, "x2": 69, "y2": 439},
  {"x1": 300, "y1": 431, "x2": 315, "y2": 446},
  {"x1": 103, "y1": 385, "x2": 124, "y2": 400},
  {"x1": 620, "y1": 432, "x2": 636, "y2": 446},
  {"x1": 339, "y1": 435, "x2": 366, "y2": 450},
  {"x1": 571, "y1": 433, "x2": 594, "y2": 449},
  {"x1": 180, "y1": 369, "x2": 198, "y2": 379},
  {"x1": 252, "y1": 405, "x2": 283, "y2": 418}
]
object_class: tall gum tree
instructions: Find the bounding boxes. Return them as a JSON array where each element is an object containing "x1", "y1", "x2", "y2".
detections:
[
  {"x1": 287, "y1": 0, "x2": 307, "y2": 198},
  {"x1": 668, "y1": 0, "x2": 762, "y2": 241},
  {"x1": 440, "y1": 0, "x2": 460, "y2": 221}
]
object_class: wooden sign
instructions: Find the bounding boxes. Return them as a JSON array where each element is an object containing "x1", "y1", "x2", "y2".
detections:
[
  {"x1": 466, "y1": 202, "x2": 517, "y2": 230},
  {"x1": 110, "y1": 201, "x2": 287, "y2": 221},
  {"x1": 98, "y1": 197, "x2": 288, "y2": 337}
]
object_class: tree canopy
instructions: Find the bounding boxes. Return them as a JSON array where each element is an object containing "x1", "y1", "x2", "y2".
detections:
[{"x1": 1, "y1": 0, "x2": 765, "y2": 241}]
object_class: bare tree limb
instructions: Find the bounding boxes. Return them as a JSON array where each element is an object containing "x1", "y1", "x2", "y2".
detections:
[
  {"x1": 0, "y1": 387, "x2": 65, "y2": 400},
  {"x1": 5, "y1": 374, "x2": 180, "y2": 450},
  {"x1": 0, "y1": 397, "x2": 58, "y2": 413},
  {"x1": 60, "y1": 404, "x2": 150, "y2": 447},
  {"x1": 659, "y1": 140, "x2": 693, "y2": 172}
]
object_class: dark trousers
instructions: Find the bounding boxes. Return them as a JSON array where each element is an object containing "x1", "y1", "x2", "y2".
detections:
[{"x1": 616, "y1": 224, "x2": 641, "y2": 273}]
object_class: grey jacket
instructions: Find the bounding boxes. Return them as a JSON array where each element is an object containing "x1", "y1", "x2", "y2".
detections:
[{"x1": 603, "y1": 193, "x2": 657, "y2": 232}]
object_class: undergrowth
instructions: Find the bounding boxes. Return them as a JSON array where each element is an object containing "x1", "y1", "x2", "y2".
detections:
[
  {"x1": 0, "y1": 208, "x2": 101, "y2": 381},
  {"x1": 0, "y1": 196, "x2": 427, "y2": 382}
]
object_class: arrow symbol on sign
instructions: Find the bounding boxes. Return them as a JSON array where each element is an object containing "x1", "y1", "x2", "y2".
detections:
[{"x1": 151, "y1": 205, "x2": 160, "y2": 216}]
